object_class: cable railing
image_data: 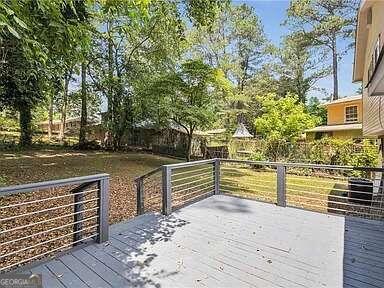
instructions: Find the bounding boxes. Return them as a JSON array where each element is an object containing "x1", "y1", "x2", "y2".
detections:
[
  {"x1": 135, "y1": 167, "x2": 163, "y2": 214},
  {"x1": 136, "y1": 159, "x2": 219, "y2": 215},
  {"x1": 0, "y1": 174, "x2": 109, "y2": 273},
  {"x1": 136, "y1": 158, "x2": 384, "y2": 220}
]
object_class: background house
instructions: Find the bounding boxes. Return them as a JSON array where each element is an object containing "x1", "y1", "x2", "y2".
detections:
[
  {"x1": 306, "y1": 95, "x2": 363, "y2": 141},
  {"x1": 38, "y1": 116, "x2": 100, "y2": 135}
]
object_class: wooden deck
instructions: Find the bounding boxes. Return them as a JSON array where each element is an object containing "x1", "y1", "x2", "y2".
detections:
[{"x1": 19, "y1": 195, "x2": 384, "y2": 288}]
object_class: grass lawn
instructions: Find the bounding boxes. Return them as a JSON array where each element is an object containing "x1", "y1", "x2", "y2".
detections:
[
  {"x1": 0, "y1": 149, "x2": 179, "y2": 223},
  {"x1": 220, "y1": 164, "x2": 353, "y2": 215}
]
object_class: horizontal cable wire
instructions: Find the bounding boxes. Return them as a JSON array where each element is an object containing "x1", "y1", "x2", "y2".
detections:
[
  {"x1": 171, "y1": 166, "x2": 213, "y2": 177},
  {"x1": 173, "y1": 185, "x2": 215, "y2": 200},
  {"x1": 287, "y1": 173, "x2": 350, "y2": 182},
  {"x1": 172, "y1": 179, "x2": 214, "y2": 194},
  {"x1": 173, "y1": 190, "x2": 214, "y2": 205},
  {"x1": 0, "y1": 207, "x2": 98, "y2": 235},
  {"x1": 221, "y1": 177, "x2": 276, "y2": 184},
  {"x1": 146, "y1": 194, "x2": 162, "y2": 202},
  {"x1": 287, "y1": 187, "x2": 384, "y2": 203},
  {"x1": 0, "y1": 224, "x2": 98, "y2": 259},
  {"x1": 286, "y1": 193, "x2": 384, "y2": 211},
  {"x1": 0, "y1": 215, "x2": 99, "y2": 247},
  {"x1": 172, "y1": 175, "x2": 214, "y2": 189},
  {"x1": 0, "y1": 234, "x2": 97, "y2": 273},
  {"x1": 0, "y1": 189, "x2": 99, "y2": 209},
  {"x1": 221, "y1": 178, "x2": 277, "y2": 188},
  {"x1": 286, "y1": 188, "x2": 383, "y2": 204},
  {"x1": 287, "y1": 175, "x2": 384, "y2": 190},
  {"x1": 0, "y1": 197, "x2": 99, "y2": 222},
  {"x1": 220, "y1": 183, "x2": 276, "y2": 195},
  {"x1": 171, "y1": 171, "x2": 214, "y2": 184},
  {"x1": 146, "y1": 196, "x2": 162, "y2": 206},
  {"x1": 221, "y1": 189, "x2": 276, "y2": 202},
  {"x1": 287, "y1": 182, "x2": 384, "y2": 197}
]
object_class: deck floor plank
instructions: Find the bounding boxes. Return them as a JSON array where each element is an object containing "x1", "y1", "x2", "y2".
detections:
[
  {"x1": 11, "y1": 195, "x2": 384, "y2": 288},
  {"x1": 30, "y1": 266, "x2": 66, "y2": 288}
]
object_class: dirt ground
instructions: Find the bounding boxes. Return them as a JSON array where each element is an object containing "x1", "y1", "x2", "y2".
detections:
[{"x1": 0, "y1": 149, "x2": 179, "y2": 223}]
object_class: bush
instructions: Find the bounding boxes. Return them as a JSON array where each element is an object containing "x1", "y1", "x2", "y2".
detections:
[
  {"x1": 233, "y1": 137, "x2": 380, "y2": 168},
  {"x1": 347, "y1": 140, "x2": 379, "y2": 178},
  {"x1": 249, "y1": 151, "x2": 265, "y2": 161},
  {"x1": 308, "y1": 138, "x2": 354, "y2": 165}
]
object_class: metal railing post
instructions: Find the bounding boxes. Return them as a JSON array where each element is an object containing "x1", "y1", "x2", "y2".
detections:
[
  {"x1": 136, "y1": 178, "x2": 144, "y2": 215},
  {"x1": 277, "y1": 165, "x2": 286, "y2": 207},
  {"x1": 162, "y1": 165, "x2": 172, "y2": 215},
  {"x1": 73, "y1": 187, "x2": 84, "y2": 245},
  {"x1": 214, "y1": 158, "x2": 220, "y2": 195},
  {"x1": 97, "y1": 177, "x2": 109, "y2": 243}
]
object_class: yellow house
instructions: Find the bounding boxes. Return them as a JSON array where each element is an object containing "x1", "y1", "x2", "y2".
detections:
[
  {"x1": 306, "y1": 95, "x2": 363, "y2": 140},
  {"x1": 353, "y1": 0, "x2": 384, "y2": 138}
]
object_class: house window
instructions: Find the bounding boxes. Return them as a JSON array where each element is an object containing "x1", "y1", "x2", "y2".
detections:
[{"x1": 345, "y1": 106, "x2": 358, "y2": 123}]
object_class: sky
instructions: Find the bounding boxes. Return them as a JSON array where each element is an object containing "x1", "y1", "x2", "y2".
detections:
[{"x1": 235, "y1": 0, "x2": 361, "y2": 101}]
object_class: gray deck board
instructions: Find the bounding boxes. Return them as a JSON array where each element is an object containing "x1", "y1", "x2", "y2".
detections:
[{"x1": 17, "y1": 195, "x2": 384, "y2": 288}]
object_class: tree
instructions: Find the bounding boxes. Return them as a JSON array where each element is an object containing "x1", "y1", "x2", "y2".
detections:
[
  {"x1": 285, "y1": 0, "x2": 359, "y2": 100},
  {"x1": 189, "y1": 3, "x2": 268, "y2": 90},
  {"x1": 254, "y1": 93, "x2": 320, "y2": 141},
  {"x1": 0, "y1": 37, "x2": 43, "y2": 146},
  {"x1": 0, "y1": 1, "x2": 71, "y2": 146},
  {"x1": 146, "y1": 60, "x2": 229, "y2": 161},
  {"x1": 189, "y1": 3, "x2": 269, "y2": 129},
  {"x1": 307, "y1": 97, "x2": 327, "y2": 125},
  {"x1": 277, "y1": 32, "x2": 330, "y2": 103}
]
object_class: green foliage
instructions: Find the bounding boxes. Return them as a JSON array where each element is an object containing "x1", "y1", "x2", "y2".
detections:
[
  {"x1": 145, "y1": 59, "x2": 230, "y2": 160},
  {"x1": 277, "y1": 32, "x2": 330, "y2": 103},
  {"x1": 285, "y1": 0, "x2": 359, "y2": 99},
  {"x1": 229, "y1": 138, "x2": 380, "y2": 170},
  {"x1": 348, "y1": 140, "x2": 379, "y2": 169},
  {"x1": 254, "y1": 93, "x2": 320, "y2": 141},
  {"x1": 308, "y1": 138, "x2": 354, "y2": 165},
  {"x1": 0, "y1": 110, "x2": 18, "y2": 131},
  {"x1": 249, "y1": 151, "x2": 265, "y2": 162},
  {"x1": 306, "y1": 97, "x2": 327, "y2": 125},
  {"x1": 185, "y1": 0, "x2": 228, "y2": 28}
]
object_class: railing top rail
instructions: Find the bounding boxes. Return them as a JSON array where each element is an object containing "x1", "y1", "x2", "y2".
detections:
[
  {"x1": 220, "y1": 159, "x2": 384, "y2": 173},
  {"x1": 164, "y1": 159, "x2": 216, "y2": 170},
  {"x1": 134, "y1": 167, "x2": 162, "y2": 182},
  {"x1": 0, "y1": 173, "x2": 110, "y2": 196}
]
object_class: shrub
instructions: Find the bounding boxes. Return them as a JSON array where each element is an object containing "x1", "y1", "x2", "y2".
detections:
[
  {"x1": 249, "y1": 151, "x2": 265, "y2": 161},
  {"x1": 229, "y1": 137, "x2": 380, "y2": 169}
]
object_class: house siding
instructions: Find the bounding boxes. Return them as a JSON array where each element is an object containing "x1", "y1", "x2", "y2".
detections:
[
  {"x1": 362, "y1": 1, "x2": 384, "y2": 137},
  {"x1": 327, "y1": 100, "x2": 362, "y2": 125}
]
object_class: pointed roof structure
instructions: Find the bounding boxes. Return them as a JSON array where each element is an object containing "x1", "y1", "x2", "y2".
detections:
[{"x1": 232, "y1": 123, "x2": 253, "y2": 138}]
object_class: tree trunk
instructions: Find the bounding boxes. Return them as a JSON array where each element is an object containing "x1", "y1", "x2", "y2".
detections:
[
  {"x1": 19, "y1": 104, "x2": 32, "y2": 147},
  {"x1": 332, "y1": 35, "x2": 338, "y2": 101},
  {"x1": 79, "y1": 61, "x2": 87, "y2": 148},
  {"x1": 186, "y1": 134, "x2": 192, "y2": 162},
  {"x1": 48, "y1": 94, "x2": 53, "y2": 139},
  {"x1": 106, "y1": 19, "x2": 114, "y2": 150},
  {"x1": 59, "y1": 77, "x2": 70, "y2": 142}
]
